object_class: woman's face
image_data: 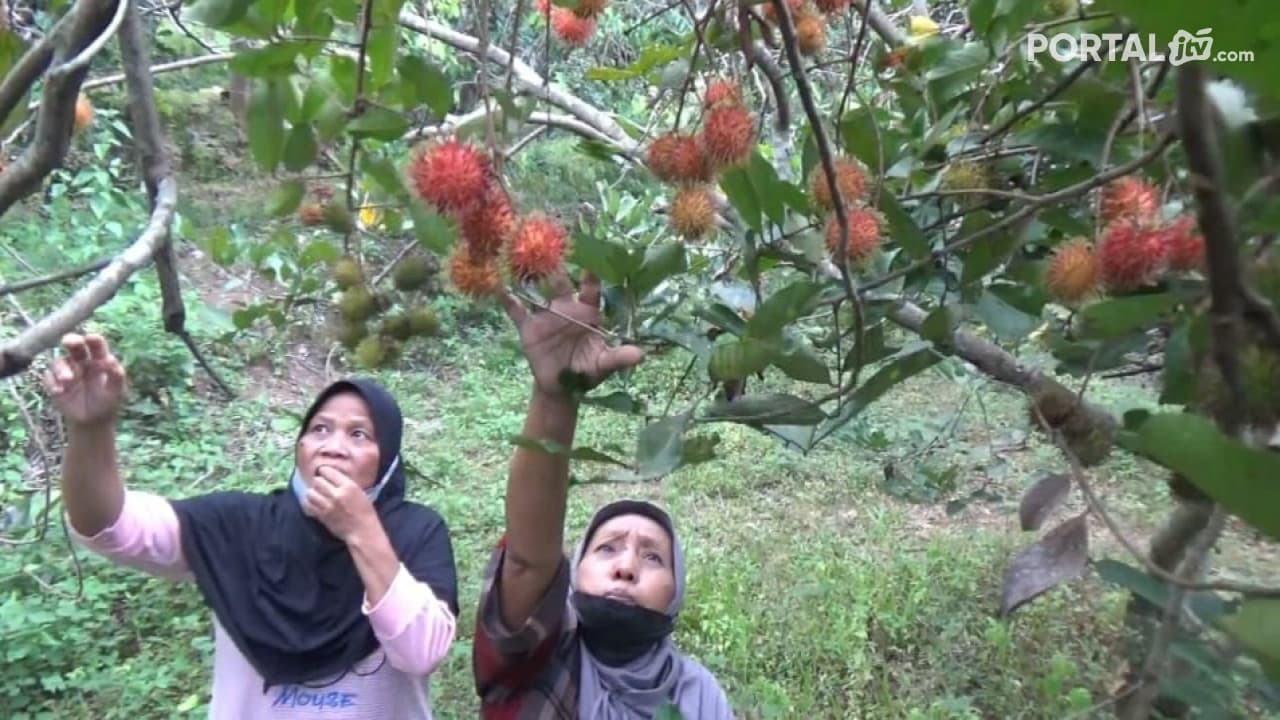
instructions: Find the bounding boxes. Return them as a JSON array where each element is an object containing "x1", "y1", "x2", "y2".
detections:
[
  {"x1": 296, "y1": 392, "x2": 381, "y2": 490},
  {"x1": 576, "y1": 513, "x2": 676, "y2": 614}
]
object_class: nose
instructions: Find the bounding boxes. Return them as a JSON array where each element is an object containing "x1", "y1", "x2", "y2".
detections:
[
  {"x1": 317, "y1": 435, "x2": 350, "y2": 458},
  {"x1": 610, "y1": 548, "x2": 639, "y2": 583}
]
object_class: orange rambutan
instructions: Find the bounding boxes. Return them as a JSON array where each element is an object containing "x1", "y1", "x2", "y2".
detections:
[
  {"x1": 795, "y1": 8, "x2": 826, "y2": 55},
  {"x1": 1157, "y1": 213, "x2": 1206, "y2": 272},
  {"x1": 448, "y1": 247, "x2": 504, "y2": 299},
  {"x1": 460, "y1": 185, "x2": 516, "y2": 259},
  {"x1": 814, "y1": 0, "x2": 850, "y2": 13},
  {"x1": 551, "y1": 7, "x2": 596, "y2": 45},
  {"x1": 535, "y1": 0, "x2": 552, "y2": 16},
  {"x1": 1097, "y1": 220, "x2": 1167, "y2": 292},
  {"x1": 1044, "y1": 237, "x2": 1100, "y2": 305},
  {"x1": 824, "y1": 208, "x2": 882, "y2": 267},
  {"x1": 808, "y1": 157, "x2": 867, "y2": 211},
  {"x1": 298, "y1": 202, "x2": 326, "y2": 227},
  {"x1": 761, "y1": 0, "x2": 804, "y2": 24},
  {"x1": 701, "y1": 105, "x2": 755, "y2": 170},
  {"x1": 508, "y1": 212, "x2": 570, "y2": 281},
  {"x1": 703, "y1": 79, "x2": 743, "y2": 109},
  {"x1": 669, "y1": 185, "x2": 718, "y2": 240},
  {"x1": 646, "y1": 132, "x2": 710, "y2": 185},
  {"x1": 73, "y1": 94, "x2": 93, "y2": 134},
  {"x1": 1099, "y1": 175, "x2": 1158, "y2": 227},
  {"x1": 408, "y1": 138, "x2": 492, "y2": 215},
  {"x1": 572, "y1": 0, "x2": 607, "y2": 18}
]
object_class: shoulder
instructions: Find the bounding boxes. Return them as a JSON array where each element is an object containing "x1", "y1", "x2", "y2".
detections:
[{"x1": 676, "y1": 652, "x2": 731, "y2": 700}]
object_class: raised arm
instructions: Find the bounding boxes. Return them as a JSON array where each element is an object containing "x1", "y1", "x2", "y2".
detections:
[
  {"x1": 494, "y1": 271, "x2": 644, "y2": 631},
  {"x1": 47, "y1": 333, "x2": 128, "y2": 537}
]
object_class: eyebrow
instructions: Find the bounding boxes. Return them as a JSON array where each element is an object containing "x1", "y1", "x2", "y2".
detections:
[{"x1": 311, "y1": 413, "x2": 374, "y2": 428}]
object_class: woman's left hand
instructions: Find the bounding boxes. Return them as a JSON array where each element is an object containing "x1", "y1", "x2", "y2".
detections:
[{"x1": 303, "y1": 466, "x2": 377, "y2": 544}]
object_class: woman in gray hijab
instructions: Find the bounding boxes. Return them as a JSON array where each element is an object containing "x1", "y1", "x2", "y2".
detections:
[{"x1": 471, "y1": 269, "x2": 734, "y2": 719}]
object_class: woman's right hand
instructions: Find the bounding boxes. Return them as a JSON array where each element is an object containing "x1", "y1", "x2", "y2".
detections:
[{"x1": 43, "y1": 333, "x2": 127, "y2": 429}]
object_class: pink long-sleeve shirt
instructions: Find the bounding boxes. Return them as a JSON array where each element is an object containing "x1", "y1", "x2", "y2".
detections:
[{"x1": 69, "y1": 489, "x2": 457, "y2": 719}]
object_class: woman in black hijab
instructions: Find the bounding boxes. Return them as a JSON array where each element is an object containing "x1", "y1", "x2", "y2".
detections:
[{"x1": 47, "y1": 332, "x2": 459, "y2": 719}]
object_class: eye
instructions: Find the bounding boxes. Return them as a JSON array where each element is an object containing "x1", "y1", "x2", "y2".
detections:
[
  {"x1": 310, "y1": 423, "x2": 329, "y2": 434},
  {"x1": 645, "y1": 552, "x2": 664, "y2": 565},
  {"x1": 352, "y1": 428, "x2": 369, "y2": 440},
  {"x1": 595, "y1": 543, "x2": 615, "y2": 554}
]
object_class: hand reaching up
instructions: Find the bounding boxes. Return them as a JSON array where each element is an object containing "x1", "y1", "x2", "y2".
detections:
[
  {"x1": 43, "y1": 333, "x2": 127, "y2": 429},
  {"x1": 501, "y1": 270, "x2": 644, "y2": 398}
]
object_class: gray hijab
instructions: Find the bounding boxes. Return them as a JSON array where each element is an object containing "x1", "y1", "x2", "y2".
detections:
[{"x1": 570, "y1": 500, "x2": 734, "y2": 720}]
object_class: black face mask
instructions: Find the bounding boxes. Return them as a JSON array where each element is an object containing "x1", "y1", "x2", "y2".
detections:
[{"x1": 571, "y1": 590, "x2": 675, "y2": 666}]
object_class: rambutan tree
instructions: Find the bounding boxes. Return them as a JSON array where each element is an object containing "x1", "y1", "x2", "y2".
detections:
[{"x1": 1, "y1": 0, "x2": 1279, "y2": 716}]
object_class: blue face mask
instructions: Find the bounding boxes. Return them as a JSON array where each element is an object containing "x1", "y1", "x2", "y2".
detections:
[{"x1": 290, "y1": 454, "x2": 400, "y2": 506}]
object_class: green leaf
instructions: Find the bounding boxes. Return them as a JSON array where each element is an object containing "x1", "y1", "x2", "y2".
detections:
[
  {"x1": 264, "y1": 179, "x2": 306, "y2": 217},
  {"x1": 1221, "y1": 599, "x2": 1280, "y2": 682},
  {"x1": 299, "y1": 239, "x2": 339, "y2": 268},
  {"x1": 631, "y1": 242, "x2": 687, "y2": 298},
  {"x1": 367, "y1": 23, "x2": 399, "y2": 89},
  {"x1": 747, "y1": 151, "x2": 787, "y2": 227},
  {"x1": 973, "y1": 288, "x2": 1039, "y2": 343},
  {"x1": 774, "y1": 337, "x2": 832, "y2": 384},
  {"x1": 1015, "y1": 123, "x2": 1109, "y2": 166},
  {"x1": 347, "y1": 106, "x2": 410, "y2": 141},
  {"x1": 877, "y1": 193, "x2": 930, "y2": 258},
  {"x1": 746, "y1": 279, "x2": 823, "y2": 338},
  {"x1": 653, "y1": 703, "x2": 685, "y2": 720},
  {"x1": 581, "y1": 391, "x2": 644, "y2": 414},
  {"x1": 634, "y1": 413, "x2": 691, "y2": 480},
  {"x1": 0, "y1": 28, "x2": 29, "y2": 135},
  {"x1": 409, "y1": 205, "x2": 455, "y2": 254},
  {"x1": 229, "y1": 42, "x2": 306, "y2": 77},
  {"x1": 960, "y1": 210, "x2": 1024, "y2": 285},
  {"x1": 920, "y1": 305, "x2": 960, "y2": 346},
  {"x1": 1079, "y1": 293, "x2": 1179, "y2": 340},
  {"x1": 186, "y1": 0, "x2": 255, "y2": 27},
  {"x1": 314, "y1": 96, "x2": 349, "y2": 142},
  {"x1": 570, "y1": 232, "x2": 635, "y2": 286},
  {"x1": 820, "y1": 342, "x2": 943, "y2": 437},
  {"x1": 399, "y1": 55, "x2": 452, "y2": 118},
  {"x1": 967, "y1": 0, "x2": 998, "y2": 33},
  {"x1": 1118, "y1": 413, "x2": 1280, "y2": 540},
  {"x1": 838, "y1": 108, "x2": 881, "y2": 169},
  {"x1": 246, "y1": 79, "x2": 286, "y2": 171},
  {"x1": 1159, "y1": 318, "x2": 1196, "y2": 405},
  {"x1": 361, "y1": 155, "x2": 408, "y2": 200},
  {"x1": 328, "y1": 55, "x2": 360, "y2": 105},
  {"x1": 707, "y1": 337, "x2": 776, "y2": 382},
  {"x1": 282, "y1": 123, "x2": 318, "y2": 172},
  {"x1": 702, "y1": 393, "x2": 827, "y2": 426},
  {"x1": 719, "y1": 167, "x2": 762, "y2": 231}
]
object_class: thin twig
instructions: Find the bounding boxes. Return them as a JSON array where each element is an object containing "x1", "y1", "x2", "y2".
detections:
[
  {"x1": 771, "y1": 0, "x2": 866, "y2": 388},
  {"x1": 50, "y1": 0, "x2": 128, "y2": 79},
  {"x1": 0, "y1": 257, "x2": 112, "y2": 297},
  {"x1": 371, "y1": 239, "x2": 418, "y2": 286},
  {"x1": 345, "y1": 0, "x2": 377, "y2": 256},
  {"x1": 981, "y1": 59, "x2": 1097, "y2": 143},
  {"x1": 509, "y1": 287, "x2": 623, "y2": 343}
]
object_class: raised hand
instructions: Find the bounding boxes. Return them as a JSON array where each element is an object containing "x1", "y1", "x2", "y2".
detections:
[
  {"x1": 501, "y1": 270, "x2": 644, "y2": 398},
  {"x1": 43, "y1": 333, "x2": 127, "y2": 429}
]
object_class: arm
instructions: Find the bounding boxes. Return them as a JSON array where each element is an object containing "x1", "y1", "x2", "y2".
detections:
[
  {"x1": 347, "y1": 519, "x2": 402, "y2": 607},
  {"x1": 360, "y1": 562, "x2": 457, "y2": 677},
  {"x1": 60, "y1": 419, "x2": 125, "y2": 537},
  {"x1": 497, "y1": 387, "x2": 580, "y2": 630}
]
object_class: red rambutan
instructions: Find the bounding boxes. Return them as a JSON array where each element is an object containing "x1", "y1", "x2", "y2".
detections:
[
  {"x1": 808, "y1": 157, "x2": 867, "y2": 211},
  {"x1": 703, "y1": 79, "x2": 743, "y2": 110},
  {"x1": 701, "y1": 105, "x2": 755, "y2": 170},
  {"x1": 1097, "y1": 220, "x2": 1166, "y2": 292},
  {"x1": 408, "y1": 138, "x2": 492, "y2": 215},
  {"x1": 795, "y1": 8, "x2": 826, "y2": 55},
  {"x1": 1099, "y1": 175, "x2": 1158, "y2": 227},
  {"x1": 535, "y1": 0, "x2": 551, "y2": 17},
  {"x1": 762, "y1": 0, "x2": 804, "y2": 24},
  {"x1": 448, "y1": 247, "x2": 504, "y2": 299},
  {"x1": 508, "y1": 212, "x2": 570, "y2": 281},
  {"x1": 824, "y1": 208, "x2": 882, "y2": 267},
  {"x1": 1157, "y1": 214, "x2": 1206, "y2": 272},
  {"x1": 460, "y1": 185, "x2": 516, "y2": 259},
  {"x1": 814, "y1": 0, "x2": 850, "y2": 14},
  {"x1": 647, "y1": 132, "x2": 711, "y2": 185},
  {"x1": 1044, "y1": 237, "x2": 1100, "y2": 305},
  {"x1": 669, "y1": 185, "x2": 718, "y2": 240},
  {"x1": 551, "y1": 7, "x2": 596, "y2": 45}
]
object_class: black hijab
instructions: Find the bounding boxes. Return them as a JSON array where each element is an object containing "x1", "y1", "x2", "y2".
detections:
[{"x1": 169, "y1": 378, "x2": 458, "y2": 690}]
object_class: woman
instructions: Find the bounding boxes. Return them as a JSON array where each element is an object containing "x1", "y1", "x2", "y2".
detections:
[
  {"x1": 45, "y1": 332, "x2": 459, "y2": 719},
  {"x1": 471, "y1": 270, "x2": 735, "y2": 719}
]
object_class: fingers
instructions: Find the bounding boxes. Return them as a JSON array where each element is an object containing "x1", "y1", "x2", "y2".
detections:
[
  {"x1": 84, "y1": 334, "x2": 112, "y2": 362},
  {"x1": 578, "y1": 270, "x2": 601, "y2": 308},
  {"x1": 594, "y1": 344, "x2": 645, "y2": 377},
  {"x1": 545, "y1": 267, "x2": 575, "y2": 300},
  {"x1": 499, "y1": 291, "x2": 527, "y2": 325}
]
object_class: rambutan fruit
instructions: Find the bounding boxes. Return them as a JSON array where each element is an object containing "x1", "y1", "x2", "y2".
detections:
[
  {"x1": 572, "y1": 0, "x2": 607, "y2": 18},
  {"x1": 535, "y1": 0, "x2": 552, "y2": 16},
  {"x1": 1043, "y1": 237, "x2": 1100, "y2": 305},
  {"x1": 407, "y1": 307, "x2": 441, "y2": 337},
  {"x1": 551, "y1": 7, "x2": 596, "y2": 45},
  {"x1": 646, "y1": 132, "x2": 710, "y2": 185},
  {"x1": 322, "y1": 202, "x2": 355, "y2": 234},
  {"x1": 338, "y1": 287, "x2": 377, "y2": 322},
  {"x1": 298, "y1": 202, "x2": 326, "y2": 227},
  {"x1": 1096, "y1": 220, "x2": 1166, "y2": 292},
  {"x1": 354, "y1": 336, "x2": 398, "y2": 369},
  {"x1": 507, "y1": 212, "x2": 570, "y2": 281},
  {"x1": 407, "y1": 138, "x2": 492, "y2": 215},
  {"x1": 1156, "y1": 213, "x2": 1206, "y2": 272},
  {"x1": 701, "y1": 105, "x2": 755, "y2": 170},
  {"x1": 703, "y1": 79, "x2": 743, "y2": 110},
  {"x1": 808, "y1": 157, "x2": 868, "y2": 211},
  {"x1": 380, "y1": 314, "x2": 413, "y2": 341},
  {"x1": 824, "y1": 208, "x2": 883, "y2": 268},
  {"x1": 669, "y1": 185, "x2": 718, "y2": 240},
  {"x1": 392, "y1": 255, "x2": 434, "y2": 292},
  {"x1": 73, "y1": 95, "x2": 93, "y2": 134},
  {"x1": 939, "y1": 159, "x2": 991, "y2": 194},
  {"x1": 448, "y1": 247, "x2": 504, "y2": 299},
  {"x1": 815, "y1": 0, "x2": 850, "y2": 13},
  {"x1": 1099, "y1": 175, "x2": 1158, "y2": 227},
  {"x1": 761, "y1": 0, "x2": 804, "y2": 24},
  {"x1": 331, "y1": 256, "x2": 363, "y2": 290},
  {"x1": 795, "y1": 8, "x2": 826, "y2": 55},
  {"x1": 336, "y1": 320, "x2": 367, "y2": 350},
  {"x1": 460, "y1": 185, "x2": 516, "y2": 259}
]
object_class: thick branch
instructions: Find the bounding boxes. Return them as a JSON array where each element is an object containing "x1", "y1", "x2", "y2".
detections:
[
  {"x1": 0, "y1": 177, "x2": 178, "y2": 378},
  {"x1": 0, "y1": 11, "x2": 61, "y2": 127},
  {"x1": 398, "y1": 10, "x2": 630, "y2": 146},
  {"x1": 0, "y1": 0, "x2": 119, "y2": 217},
  {"x1": 849, "y1": 0, "x2": 906, "y2": 48}
]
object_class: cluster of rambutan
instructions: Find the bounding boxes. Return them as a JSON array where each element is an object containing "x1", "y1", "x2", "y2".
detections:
[
  {"x1": 647, "y1": 77, "x2": 759, "y2": 241},
  {"x1": 1043, "y1": 175, "x2": 1206, "y2": 306},
  {"x1": 405, "y1": 137, "x2": 569, "y2": 299},
  {"x1": 759, "y1": 0, "x2": 851, "y2": 56},
  {"x1": 808, "y1": 155, "x2": 884, "y2": 269},
  {"x1": 534, "y1": 0, "x2": 607, "y2": 47}
]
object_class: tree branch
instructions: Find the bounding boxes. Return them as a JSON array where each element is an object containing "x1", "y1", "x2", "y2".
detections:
[
  {"x1": 0, "y1": 257, "x2": 111, "y2": 297},
  {"x1": 980, "y1": 59, "x2": 1097, "y2": 143}
]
